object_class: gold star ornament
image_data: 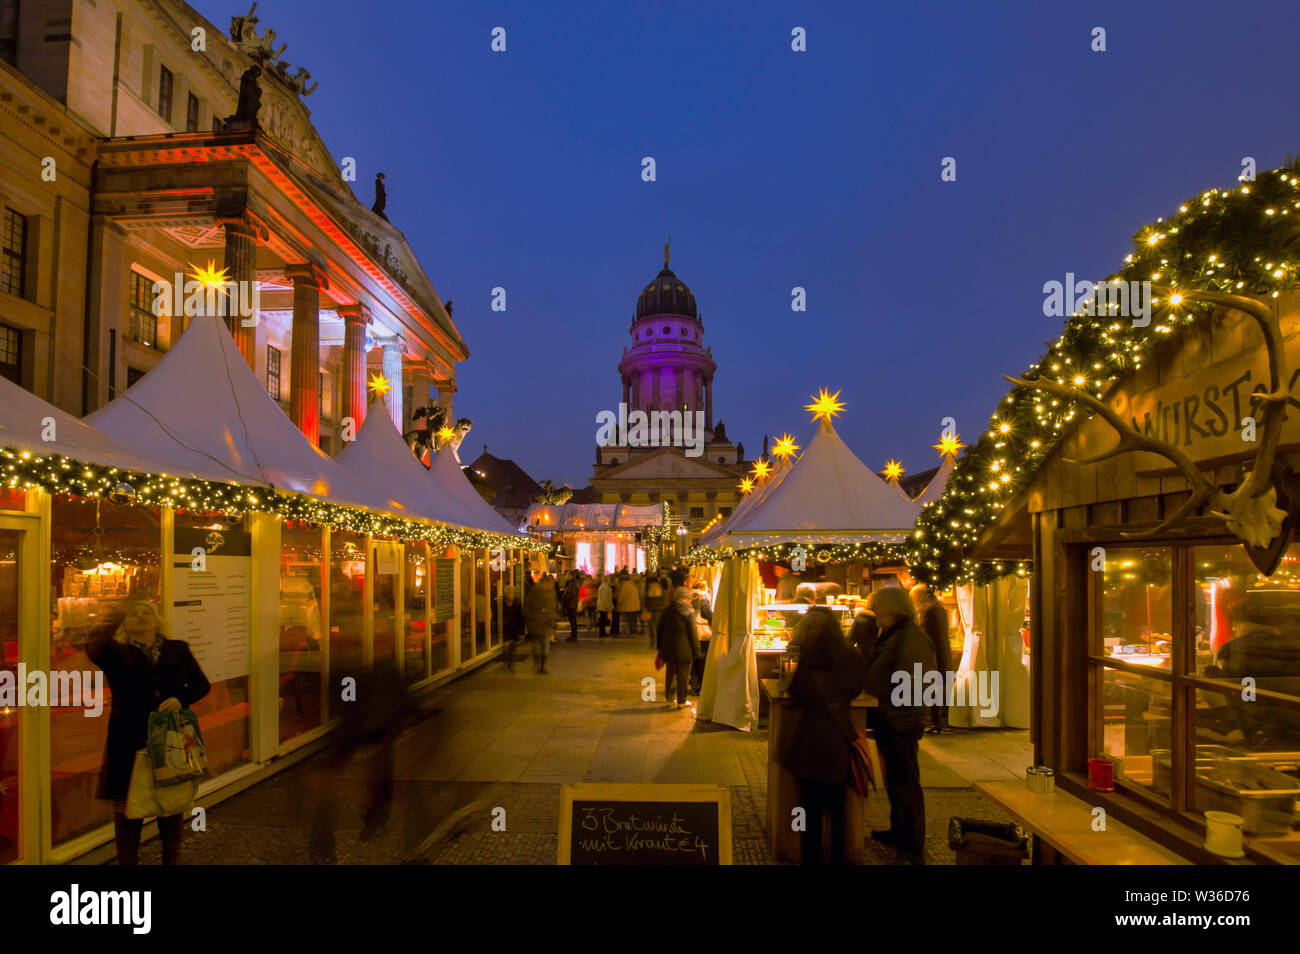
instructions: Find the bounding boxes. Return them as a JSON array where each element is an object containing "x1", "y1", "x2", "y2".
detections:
[
  {"x1": 188, "y1": 260, "x2": 230, "y2": 291},
  {"x1": 367, "y1": 372, "x2": 392, "y2": 398},
  {"x1": 750, "y1": 458, "x2": 772, "y2": 480},
  {"x1": 883, "y1": 459, "x2": 905, "y2": 481},
  {"x1": 934, "y1": 433, "x2": 965, "y2": 459},
  {"x1": 805, "y1": 388, "x2": 846, "y2": 424},
  {"x1": 771, "y1": 433, "x2": 800, "y2": 460},
  {"x1": 738, "y1": 477, "x2": 755, "y2": 494}
]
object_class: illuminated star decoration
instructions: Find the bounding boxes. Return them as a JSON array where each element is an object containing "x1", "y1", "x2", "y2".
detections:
[
  {"x1": 750, "y1": 458, "x2": 772, "y2": 480},
  {"x1": 805, "y1": 388, "x2": 846, "y2": 424},
  {"x1": 436, "y1": 425, "x2": 457, "y2": 447},
  {"x1": 738, "y1": 476, "x2": 755, "y2": 494},
  {"x1": 771, "y1": 433, "x2": 800, "y2": 460},
  {"x1": 188, "y1": 260, "x2": 230, "y2": 292},
  {"x1": 933, "y1": 433, "x2": 965, "y2": 459},
  {"x1": 367, "y1": 372, "x2": 392, "y2": 398},
  {"x1": 883, "y1": 459, "x2": 905, "y2": 482}
]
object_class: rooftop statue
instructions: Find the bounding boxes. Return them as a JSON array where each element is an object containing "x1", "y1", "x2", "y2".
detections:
[
  {"x1": 226, "y1": 66, "x2": 262, "y2": 128},
  {"x1": 230, "y1": 3, "x2": 287, "y2": 61}
]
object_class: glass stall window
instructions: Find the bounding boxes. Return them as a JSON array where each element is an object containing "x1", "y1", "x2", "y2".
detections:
[
  {"x1": 49, "y1": 496, "x2": 160, "y2": 845},
  {"x1": 0, "y1": 528, "x2": 21, "y2": 862},
  {"x1": 372, "y1": 539, "x2": 399, "y2": 668},
  {"x1": 279, "y1": 522, "x2": 323, "y2": 744},
  {"x1": 329, "y1": 531, "x2": 366, "y2": 677},
  {"x1": 404, "y1": 544, "x2": 428, "y2": 684},
  {"x1": 1100, "y1": 547, "x2": 1173, "y2": 669},
  {"x1": 431, "y1": 549, "x2": 454, "y2": 675},
  {"x1": 460, "y1": 550, "x2": 475, "y2": 662},
  {"x1": 476, "y1": 550, "x2": 490, "y2": 657}
]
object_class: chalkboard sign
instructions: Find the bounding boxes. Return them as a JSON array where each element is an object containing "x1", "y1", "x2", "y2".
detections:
[
  {"x1": 433, "y1": 558, "x2": 455, "y2": 622},
  {"x1": 558, "y1": 784, "x2": 731, "y2": 865}
]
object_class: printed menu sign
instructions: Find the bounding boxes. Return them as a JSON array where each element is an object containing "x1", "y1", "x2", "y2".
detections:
[
  {"x1": 433, "y1": 558, "x2": 456, "y2": 622},
  {"x1": 171, "y1": 525, "x2": 251, "y2": 683},
  {"x1": 558, "y1": 784, "x2": 731, "y2": 865}
]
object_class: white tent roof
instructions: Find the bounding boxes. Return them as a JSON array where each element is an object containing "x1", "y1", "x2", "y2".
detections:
[
  {"x1": 428, "y1": 445, "x2": 525, "y2": 537},
  {"x1": 521, "y1": 502, "x2": 664, "y2": 532},
  {"x1": 85, "y1": 315, "x2": 394, "y2": 513},
  {"x1": 911, "y1": 455, "x2": 955, "y2": 506},
  {"x1": 710, "y1": 419, "x2": 921, "y2": 547},
  {"x1": 0, "y1": 376, "x2": 183, "y2": 475},
  {"x1": 698, "y1": 455, "x2": 792, "y2": 548},
  {"x1": 337, "y1": 397, "x2": 468, "y2": 526}
]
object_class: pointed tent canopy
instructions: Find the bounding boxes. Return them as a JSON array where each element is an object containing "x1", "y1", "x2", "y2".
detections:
[
  {"x1": 912, "y1": 454, "x2": 955, "y2": 506},
  {"x1": 698, "y1": 455, "x2": 792, "y2": 549},
  {"x1": 0, "y1": 375, "x2": 182, "y2": 474},
  {"x1": 86, "y1": 315, "x2": 394, "y2": 513},
  {"x1": 337, "y1": 397, "x2": 469, "y2": 526},
  {"x1": 428, "y1": 445, "x2": 525, "y2": 537},
  {"x1": 711, "y1": 419, "x2": 922, "y2": 548}
]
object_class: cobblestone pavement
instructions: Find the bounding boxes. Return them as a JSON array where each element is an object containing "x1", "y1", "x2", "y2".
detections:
[{"x1": 138, "y1": 626, "x2": 1023, "y2": 865}]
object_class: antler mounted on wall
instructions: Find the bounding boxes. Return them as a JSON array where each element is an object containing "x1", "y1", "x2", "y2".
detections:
[{"x1": 1009, "y1": 287, "x2": 1292, "y2": 557}]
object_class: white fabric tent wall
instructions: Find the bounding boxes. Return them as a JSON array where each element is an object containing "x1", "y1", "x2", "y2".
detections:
[
  {"x1": 950, "y1": 576, "x2": 1030, "y2": 728},
  {"x1": 427, "y1": 445, "x2": 525, "y2": 537},
  {"x1": 697, "y1": 557, "x2": 759, "y2": 731}
]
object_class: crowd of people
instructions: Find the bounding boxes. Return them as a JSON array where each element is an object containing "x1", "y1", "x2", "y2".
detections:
[
  {"x1": 778, "y1": 582, "x2": 950, "y2": 866},
  {"x1": 500, "y1": 563, "x2": 713, "y2": 684}
]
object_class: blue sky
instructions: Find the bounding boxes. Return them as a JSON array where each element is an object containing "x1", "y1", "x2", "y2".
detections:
[{"x1": 222, "y1": 0, "x2": 1300, "y2": 485}]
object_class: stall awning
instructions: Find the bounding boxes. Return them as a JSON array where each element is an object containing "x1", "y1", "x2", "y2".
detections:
[
  {"x1": 85, "y1": 315, "x2": 396, "y2": 514},
  {"x1": 521, "y1": 502, "x2": 664, "y2": 532}
]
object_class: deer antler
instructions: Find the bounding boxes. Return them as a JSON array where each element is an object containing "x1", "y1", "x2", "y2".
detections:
[
  {"x1": 1006, "y1": 374, "x2": 1225, "y2": 536},
  {"x1": 1006, "y1": 287, "x2": 1290, "y2": 546}
]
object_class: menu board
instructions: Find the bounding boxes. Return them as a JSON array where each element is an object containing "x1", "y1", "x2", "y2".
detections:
[
  {"x1": 171, "y1": 526, "x2": 251, "y2": 683},
  {"x1": 558, "y1": 784, "x2": 730, "y2": 865},
  {"x1": 433, "y1": 558, "x2": 456, "y2": 622}
]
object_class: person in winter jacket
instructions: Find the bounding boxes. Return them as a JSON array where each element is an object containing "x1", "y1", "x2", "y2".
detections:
[
  {"x1": 562, "y1": 571, "x2": 581, "y2": 642},
  {"x1": 616, "y1": 574, "x2": 641, "y2": 636},
  {"x1": 596, "y1": 575, "x2": 614, "y2": 638},
  {"x1": 579, "y1": 577, "x2": 597, "y2": 628},
  {"x1": 776, "y1": 609, "x2": 866, "y2": 865},
  {"x1": 910, "y1": 584, "x2": 951, "y2": 733},
  {"x1": 863, "y1": 586, "x2": 937, "y2": 864},
  {"x1": 87, "y1": 600, "x2": 211, "y2": 865},
  {"x1": 655, "y1": 587, "x2": 701, "y2": 708},
  {"x1": 524, "y1": 573, "x2": 558, "y2": 674},
  {"x1": 502, "y1": 585, "x2": 525, "y2": 671},
  {"x1": 643, "y1": 572, "x2": 671, "y2": 649}
]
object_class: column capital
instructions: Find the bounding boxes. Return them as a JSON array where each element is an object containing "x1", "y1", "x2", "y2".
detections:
[
  {"x1": 284, "y1": 262, "x2": 329, "y2": 290},
  {"x1": 336, "y1": 303, "x2": 371, "y2": 325}
]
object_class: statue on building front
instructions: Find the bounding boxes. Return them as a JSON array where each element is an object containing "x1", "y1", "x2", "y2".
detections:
[
  {"x1": 372, "y1": 173, "x2": 388, "y2": 220},
  {"x1": 226, "y1": 66, "x2": 263, "y2": 128},
  {"x1": 287, "y1": 65, "x2": 317, "y2": 97},
  {"x1": 231, "y1": 3, "x2": 287, "y2": 61},
  {"x1": 404, "y1": 404, "x2": 473, "y2": 461}
]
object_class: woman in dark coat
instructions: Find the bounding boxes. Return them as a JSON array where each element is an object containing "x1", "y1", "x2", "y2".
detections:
[
  {"x1": 655, "y1": 587, "x2": 701, "y2": 709},
  {"x1": 87, "y1": 600, "x2": 210, "y2": 865},
  {"x1": 777, "y1": 611, "x2": 866, "y2": 865}
]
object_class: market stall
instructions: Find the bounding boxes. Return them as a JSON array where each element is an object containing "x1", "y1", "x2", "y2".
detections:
[
  {"x1": 690, "y1": 394, "x2": 923, "y2": 730},
  {"x1": 520, "y1": 502, "x2": 664, "y2": 576}
]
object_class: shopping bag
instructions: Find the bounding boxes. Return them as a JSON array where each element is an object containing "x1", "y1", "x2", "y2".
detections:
[
  {"x1": 147, "y1": 708, "x2": 208, "y2": 787},
  {"x1": 125, "y1": 750, "x2": 197, "y2": 819},
  {"x1": 847, "y1": 729, "x2": 881, "y2": 797},
  {"x1": 654, "y1": 651, "x2": 665, "y2": 670}
]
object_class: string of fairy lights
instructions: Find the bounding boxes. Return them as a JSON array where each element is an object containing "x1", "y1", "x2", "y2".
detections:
[
  {"x1": 0, "y1": 447, "x2": 549, "y2": 553},
  {"x1": 908, "y1": 163, "x2": 1300, "y2": 589}
]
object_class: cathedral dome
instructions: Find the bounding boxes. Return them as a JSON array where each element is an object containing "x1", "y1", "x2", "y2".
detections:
[{"x1": 635, "y1": 266, "x2": 698, "y2": 322}]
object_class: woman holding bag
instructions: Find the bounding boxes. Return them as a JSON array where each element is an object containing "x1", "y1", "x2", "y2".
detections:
[{"x1": 88, "y1": 601, "x2": 210, "y2": 865}]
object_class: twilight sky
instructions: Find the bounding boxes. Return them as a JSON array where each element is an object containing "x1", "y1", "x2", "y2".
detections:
[{"x1": 213, "y1": 0, "x2": 1300, "y2": 487}]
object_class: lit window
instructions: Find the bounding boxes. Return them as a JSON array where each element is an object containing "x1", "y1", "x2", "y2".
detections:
[
  {"x1": 1, "y1": 208, "x2": 25, "y2": 297},
  {"x1": 0, "y1": 323, "x2": 21, "y2": 384},
  {"x1": 186, "y1": 92, "x2": 199, "y2": 132},
  {"x1": 128, "y1": 271, "x2": 158, "y2": 347},
  {"x1": 158, "y1": 65, "x2": 173, "y2": 122},
  {"x1": 267, "y1": 346, "x2": 281, "y2": 399}
]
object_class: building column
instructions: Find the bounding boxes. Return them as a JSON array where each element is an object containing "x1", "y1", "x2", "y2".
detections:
[
  {"x1": 436, "y1": 379, "x2": 456, "y2": 420},
  {"x1": 622, "y1": 376, "x2": 630, "y2": 409},
  {"x1": 377, "y1": 336, "x2": 404, "y2": 431},
  {"x1": 675, "y1": 367, "x2": 685, "y2": 410},
  {"x1": 284, "y1": 263, "x2": 323, "y2": 445},
  {"x1": 218, "y1": 217, "x2": 257, "y2": 367},
  {"x1": 338, "y1": 304, "x2": 369, "y2": 434},
  {"x1": 705, "y1": 375, "x2": 713, "y2": 431}
]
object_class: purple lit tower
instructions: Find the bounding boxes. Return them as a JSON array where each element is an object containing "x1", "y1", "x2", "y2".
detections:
[{"x1": 594, "y1": 241, "x2": 744, "y2": 471}]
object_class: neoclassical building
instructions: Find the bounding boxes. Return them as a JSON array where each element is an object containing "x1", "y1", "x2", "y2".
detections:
[
  {"x1": 590, "y1": 245, "x2": 749, "y2": 551},
  {"x1": 0, "y1": 0, "x2": 464, "y2": 451}
]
